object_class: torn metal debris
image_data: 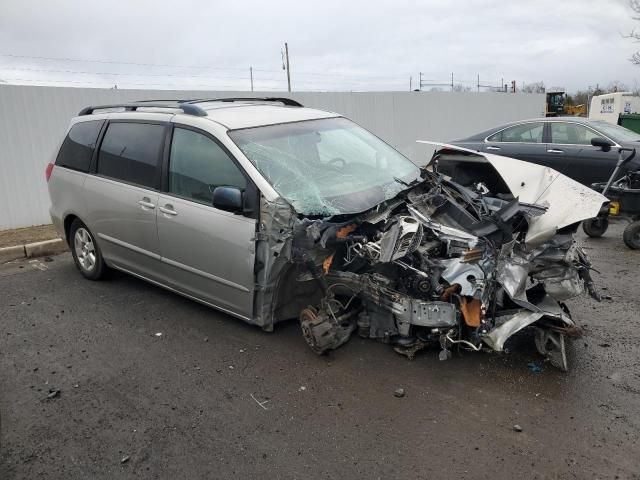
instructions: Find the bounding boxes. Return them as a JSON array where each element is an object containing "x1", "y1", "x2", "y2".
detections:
[{"x1": 245, "y1": 137, "x2": 607, "y2": 371}]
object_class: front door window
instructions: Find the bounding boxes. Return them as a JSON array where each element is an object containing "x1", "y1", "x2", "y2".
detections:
[{"x1": 169, "y1": 127, "x2": 246, "y2": 205}]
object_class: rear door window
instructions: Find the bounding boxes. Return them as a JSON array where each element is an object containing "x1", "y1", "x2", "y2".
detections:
[
  {"x1": 56, "y1": 120, "x2": 104, "y2": 172},
  {"x1": 488, "y1": 122, "x2": 544, "y2": 143},
  {"x1": 97, "y1": 122, "x2": 165, "y2": 189},
  {"x1": 168, "y1": 127, "x2": 246, "y2": 204}
]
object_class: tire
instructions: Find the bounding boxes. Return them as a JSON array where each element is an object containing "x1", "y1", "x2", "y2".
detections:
[
  {"x1": 582, "y1": 217, "x2": 609, "y2": 238},
  {"x1": 623, "y1": 221, "x2": 640, "y2": 249},
  {"x1": 69, "y1": 219, "x2": 107, "y2": 280}
]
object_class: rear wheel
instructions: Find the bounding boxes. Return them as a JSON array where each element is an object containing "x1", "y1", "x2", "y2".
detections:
[
  {"x1": 623, "y1": 221, "x2": 640, "y2": 249},
  {"x1": 582, "y1": 217, "x2": 609, "y2": 238},
  {"x1": 69, "y1": 219, "x2": 106, "y2": 280}
]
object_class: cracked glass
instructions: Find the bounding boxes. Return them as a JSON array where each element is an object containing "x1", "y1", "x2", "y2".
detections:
[{"x1": 229, "y1": 118, "x2": 420, "y2": 216}]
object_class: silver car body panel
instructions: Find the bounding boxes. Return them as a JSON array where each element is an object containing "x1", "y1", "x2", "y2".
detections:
[
  {"x1": 83, "y1": 175, "x2": 162, "y2": 280},
  {"x1": 156, "y1": 192, "x2": 256, "y2": 318},
  {"x1": 47, "y1": 166, "x2": 89, "y2": 238},
  {"x1": 483, "y1": 295, "x2": 573, "y2": 352}
]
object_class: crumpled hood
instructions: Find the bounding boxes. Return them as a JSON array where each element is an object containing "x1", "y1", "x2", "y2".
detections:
[{"x1": 418, "y1": 141, "x2": 609, "y2": 245}]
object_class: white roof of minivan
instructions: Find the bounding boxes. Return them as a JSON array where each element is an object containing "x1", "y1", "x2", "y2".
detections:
[{"x1": 200, "y1": 103, "x2": 340, "y2": 130}]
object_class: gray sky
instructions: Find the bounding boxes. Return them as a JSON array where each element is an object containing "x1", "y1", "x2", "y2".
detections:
[{"x1": 0, "y1": 0, "x2": 637, "y2": 93}]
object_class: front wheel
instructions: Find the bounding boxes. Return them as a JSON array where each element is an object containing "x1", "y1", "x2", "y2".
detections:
[
  {"x1": 623, "y1": 221, "x2": 640, "y2": 249},
  {"x1": 69, "y1": 219, "x2": 107, "y2": 280},
  {"x1": 582, "y1": 217, "x2": 609, "y2": 238}
]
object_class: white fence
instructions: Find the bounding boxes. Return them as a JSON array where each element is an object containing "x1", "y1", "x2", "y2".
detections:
[{"x1": 0, "y1": 85, "x2": 544, "y2": 229}]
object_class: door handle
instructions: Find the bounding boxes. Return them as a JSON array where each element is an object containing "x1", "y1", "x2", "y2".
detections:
[
  {"x1": 159, "y1": 204, "x2": 178, "y2": 216},
  {"x1": 486, "y1": 145, "x2": 501, "y2": 151},
  {"x1": 138, "y1": 197, "x2": 156, "y2": 209},
  {"x1": 547, "y1": 148, "x2": 564, "y2": 153}
]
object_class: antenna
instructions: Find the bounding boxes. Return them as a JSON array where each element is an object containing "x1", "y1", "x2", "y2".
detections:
[{"x1": 282, "y1": 42, "x2": 291, "y2": 92}]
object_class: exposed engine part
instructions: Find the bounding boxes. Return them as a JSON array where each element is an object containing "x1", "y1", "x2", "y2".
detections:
[
  {"x1": 378, "y1": 216, "x2": 423, "y2": 262},
  {"x1": 400, "y1": 274, "x2": 433, "y2": 299},
  {"x1": 443, "y1": 329, "x2": 482, "y2": 351},
  {"x1": 324, "y1": 272, "x2": 458, "y2": 338}
]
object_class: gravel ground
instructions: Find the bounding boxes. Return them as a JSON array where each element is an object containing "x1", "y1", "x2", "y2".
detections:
[
  {"x1": 0, "y1": 225, "x2": 59, "y2": 249},
  {"x1": 0, "y1": 222, "x2": 639, "y2": 479}
]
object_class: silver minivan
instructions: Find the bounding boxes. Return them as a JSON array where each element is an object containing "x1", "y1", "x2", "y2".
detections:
[{"x1": 47, "y1": 98, "x2": 606, "y2": 370}]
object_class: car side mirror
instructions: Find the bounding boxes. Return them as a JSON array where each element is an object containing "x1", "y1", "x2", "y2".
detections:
[
  {"x1": 591, "y1": 137, "x2": 614, "y2": 152},
  {"x1": 212, "y1": 186, "x2": 243, "y2": 213}
]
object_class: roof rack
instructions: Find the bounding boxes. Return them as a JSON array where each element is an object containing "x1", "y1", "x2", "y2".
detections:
[
  {"x1": 77, "y1": 97, "x2": 303, "y2": 117},
  {"x1": 78, "y1": 102, "x2": 207, "y2": 117},
  {"x1": 183, "y1": 97, "x2": 304, "y2": 107}
]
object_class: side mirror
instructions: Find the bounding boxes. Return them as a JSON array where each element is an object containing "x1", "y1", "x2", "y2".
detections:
[
  {"x1": 212, "y1": 186, "x2": 243, "y2": 213},
  {"x1": 591, "y1": 137, "x2": 614, "y2": 152}
]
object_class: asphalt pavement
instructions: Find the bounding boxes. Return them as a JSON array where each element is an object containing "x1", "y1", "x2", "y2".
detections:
[{"x1": 1, "y1": 223, "x2": 639, "y2": 479}]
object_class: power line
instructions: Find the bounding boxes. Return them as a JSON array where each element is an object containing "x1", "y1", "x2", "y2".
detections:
[
  {"x1": 2, "y1": 77, "x2": 410, "y2": 92},
  {"x1": 0, "y1": 66, "x2": 251, "y2": 80},
  {"x1": 1, "y1": 77, "x2": 270, "y2": 89},
  {"x1": 0, "y1": 66, "x2": 407, "y2": 87},
  {"x1": 0, "y1": 53, "x2": 248, "y2": 71},
  {"x1": 1, "y1": 53, "x2": 410, "y2": 81}
]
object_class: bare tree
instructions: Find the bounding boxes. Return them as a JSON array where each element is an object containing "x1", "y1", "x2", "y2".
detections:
[
  {"x1": 567, "y1": 82, "x2": 630, "y2": 106},
  {"x1": 605, "y1": 80, "x2": 629, "y2": 92},
  {"x1": 626, "y1": 1, "x2": 640, "y2": 64},
  {"x1": 452, "y1": 84, "x2": 471, "y2": 92},
  {"x1": 567, "y1": 90, "x2": 589, "y2": 106},
  {"x1": 522, "y1": 81, "x2": 546, "y2": 93}
]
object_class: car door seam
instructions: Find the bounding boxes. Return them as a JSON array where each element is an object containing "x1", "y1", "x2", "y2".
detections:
[
  {"x1": 160, "y1": 256, "x2": 251, "y2": 293},
  {"x1": 97, "y1": 233, "x2": 161, "y2": 260}
]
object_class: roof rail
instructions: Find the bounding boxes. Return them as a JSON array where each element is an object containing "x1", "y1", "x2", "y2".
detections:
[
  {"x1": 183, "y1": 97, "x2": 304, "y2": 107},
  {"x1": 78, "y1": 102, "x2": 207, "y2": 117}
]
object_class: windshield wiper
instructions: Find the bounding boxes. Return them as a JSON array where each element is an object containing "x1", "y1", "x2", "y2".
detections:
[{"x1": 393, "y1": 176, "x2": 421, "y2": 187}]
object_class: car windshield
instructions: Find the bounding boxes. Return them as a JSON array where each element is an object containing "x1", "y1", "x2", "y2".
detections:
[
  {"x1": 228, "y1": 117, "x2": 421, "y2": 216},
  {"x1": 593, "y1": 121, "x2": 640, "y2": 143}
]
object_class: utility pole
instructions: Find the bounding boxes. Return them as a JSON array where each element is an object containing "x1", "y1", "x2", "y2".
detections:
[
  {"x1": 477, "y1": 74, "x2": 480, "y2": 92},
  {"x1": 451, "y1": 72, "x2": 454, "y2": 92},
  {"x1": 282, "y1": 42, "x2": 291, "y2": 92},
  {"x1": 419, "y1": 72, "x2": 423, "y2": 91},
  {"x1": 409, "y1": 76, "x2": 412, "y2": 91},
  {"x1": 250, "y1": 66, "x2": 254, "y2": 92}
]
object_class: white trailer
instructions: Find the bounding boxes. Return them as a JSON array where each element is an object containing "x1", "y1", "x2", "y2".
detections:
[{"x1": 589, "y1": 92, "x2": 640, "y2": 124}]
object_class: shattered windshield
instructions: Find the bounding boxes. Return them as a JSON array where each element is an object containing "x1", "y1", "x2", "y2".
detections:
[{"x1": 228, "y1": 117, "x2": 421, "y2": 216}]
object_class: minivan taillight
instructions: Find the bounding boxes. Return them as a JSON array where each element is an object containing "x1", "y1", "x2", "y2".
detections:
[{"x1": 45, "y1": 162, "x2": 54, "y2": 182}]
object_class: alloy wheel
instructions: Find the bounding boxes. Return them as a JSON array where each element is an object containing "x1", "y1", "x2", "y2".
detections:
[{"x1": 74, "y1": 227, "x2": 96, "y2": 272}]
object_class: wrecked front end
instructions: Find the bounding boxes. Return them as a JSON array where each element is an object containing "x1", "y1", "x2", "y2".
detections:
[{"x1": 280, "y1": 146, "x2": 607, "y2": 371}]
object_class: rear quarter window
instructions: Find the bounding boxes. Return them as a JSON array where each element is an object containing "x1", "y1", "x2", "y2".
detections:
[{"x1": 56, "y1": 120, "x2": 104, "y2": 172}]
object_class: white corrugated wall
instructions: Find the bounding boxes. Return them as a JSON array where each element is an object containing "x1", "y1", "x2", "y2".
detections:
[{"x1": 0, "y1": 85, "x2": 544, "y2": 229}]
